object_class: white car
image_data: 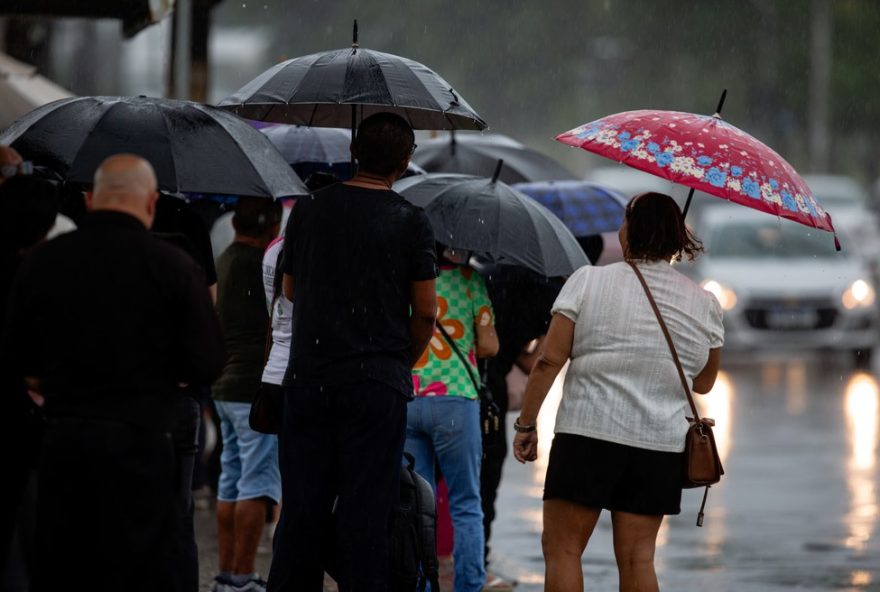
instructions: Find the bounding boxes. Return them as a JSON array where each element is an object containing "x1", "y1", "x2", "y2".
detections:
[
  {"x1": 803, "y1": 174, "x2": 880, "y2": 276},
  {"x1": 685, "y1": 205, "x2": 879, "y2": 363}
]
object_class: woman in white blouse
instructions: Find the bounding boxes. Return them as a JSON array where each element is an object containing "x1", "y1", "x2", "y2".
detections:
[{"x1": 513, "y1": 192, "x2": 724, "y2": 592}]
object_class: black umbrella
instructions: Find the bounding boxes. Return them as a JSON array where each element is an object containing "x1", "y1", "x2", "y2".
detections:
[
  {"x1": 393, "y1": 166, "x2": 588, "y2": 277},
  {"x1": 414, "y1": 133, "x2": 577, "y2": 184},
  {"x1": 217, "y1": 21, "x2": 486, "y2": 132},
  {"x1": 0, "y1": 95, "x2": 308, "y2": 199}
]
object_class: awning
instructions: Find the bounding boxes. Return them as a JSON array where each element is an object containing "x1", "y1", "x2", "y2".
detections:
[
  {"x1": 0, "y1": 52, "x2": 73, "y2": 131},
  {"x1": 0, "y1": 0, "x2": 175, "y2": 37}
]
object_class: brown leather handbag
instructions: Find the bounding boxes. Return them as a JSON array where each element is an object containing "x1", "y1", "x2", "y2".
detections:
[{"x1": 628, "y1": 262, "x2": 724, "y2": 527}]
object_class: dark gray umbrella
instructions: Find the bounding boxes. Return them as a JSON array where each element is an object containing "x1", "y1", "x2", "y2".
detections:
[
  {"x1": 217, "y1": 23, "x2": 486, "y2": 131},
  {"x1": 393, "y1": 168, "x2": 588, "y2": 277},
  {"x1": 0, "y1": 95, "x2": 307, "y2": 198},
  {"x1": 413, "y1": 133, "x2": 577, "y2": 184}
]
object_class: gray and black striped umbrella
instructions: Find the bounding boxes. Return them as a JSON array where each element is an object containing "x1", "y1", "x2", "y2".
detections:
[
  {"x1": 218, "y1": 43, "x2": 487, "y2": 131},
  {"x1": 0, "y1": 95, "x2": 308, "y2": 199}
]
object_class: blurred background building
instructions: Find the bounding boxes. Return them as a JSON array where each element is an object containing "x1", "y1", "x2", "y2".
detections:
[{"x1": 1, "y1": 0, "x2": 879, "y2": 192}]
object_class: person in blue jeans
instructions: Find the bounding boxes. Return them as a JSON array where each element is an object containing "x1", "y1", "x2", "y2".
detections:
[
  {"x1": 212, "y1": 198, "x2": 283, "y2": 592},
  {"x1": 406, "y1": 246, "x2": 499, "y2": 592}
]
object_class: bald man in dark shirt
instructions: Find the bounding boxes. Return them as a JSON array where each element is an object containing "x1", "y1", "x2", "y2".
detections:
[{"x1": 3, "y1": 154, "x2": 226, "y2": 592}]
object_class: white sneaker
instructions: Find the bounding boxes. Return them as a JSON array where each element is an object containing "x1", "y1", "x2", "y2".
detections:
[
  {"x1": 210, "y1": 575, "x2": 234, "y2": 592},
  {"x1": 228, "y1": 575, "x2": 268, "y2": 592}
]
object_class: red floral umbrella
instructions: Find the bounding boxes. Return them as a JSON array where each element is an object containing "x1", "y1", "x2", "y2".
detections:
[{"x1": 556, "y1": 102, "x2": 838, "y2": 247}]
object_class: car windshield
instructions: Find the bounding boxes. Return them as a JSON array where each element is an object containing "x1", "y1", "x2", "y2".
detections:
[{"x1": 707, "y1": 221, "x2": 839, "y2": 259}]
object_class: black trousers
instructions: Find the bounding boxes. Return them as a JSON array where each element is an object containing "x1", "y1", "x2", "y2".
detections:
[
  {"x1": 480, "y1": 371, "x2": 509, "y2": 565},
  {"x1": 268, "y1": 381, "x2": 407, "y2": 592},
  {"x1": 33, "y1": 418, "x2": 180, "y2": 592},
  {"x1": 171, "y1": 392, "x2": 202, "y2": 592}
]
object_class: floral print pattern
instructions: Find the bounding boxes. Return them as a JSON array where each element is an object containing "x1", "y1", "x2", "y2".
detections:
[
  {"x1": 557, "y1": 110, "x2": 835, "y2": 235},
  {"x1": 414, "y1": 296, "x2": 464, "y2": 370}
]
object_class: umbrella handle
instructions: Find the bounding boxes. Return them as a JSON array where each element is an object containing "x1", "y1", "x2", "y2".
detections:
[{"x1": 682, "y1": 187, "x2": 695, "y2": 219}]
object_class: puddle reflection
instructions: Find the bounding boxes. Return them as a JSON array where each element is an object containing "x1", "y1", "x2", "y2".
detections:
[
  {"x1": 533, "y1": 363, "x2": 565, "y2": 483},
  {"x1": 696, "y1": 370, "x2": 733, "y2": 463},
  {"x1": 785, "y1": 362, "x2": 808, "y2": 416},
  {"x1": 844, "y1": 372, "x2": 879, "y2": 552}
]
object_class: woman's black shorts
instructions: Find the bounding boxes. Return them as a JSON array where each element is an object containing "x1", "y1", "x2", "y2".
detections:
[{"x1": 543, "y1": 433, "x2": 683, "y2": 515}]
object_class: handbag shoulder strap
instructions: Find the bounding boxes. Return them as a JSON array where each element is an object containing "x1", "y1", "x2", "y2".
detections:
[
  {"x1": 434, "y1": 321, "x2": 481, "y2": 393},
  {"x1": 627, "y1": 261, "x2": 701, "y2": 421}
]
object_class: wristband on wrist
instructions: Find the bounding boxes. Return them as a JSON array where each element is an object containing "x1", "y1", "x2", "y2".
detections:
[{"x1": 513, "y1": 418, "x2": 537, "y2": 433}]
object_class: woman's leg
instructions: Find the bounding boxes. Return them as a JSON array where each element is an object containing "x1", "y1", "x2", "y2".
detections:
[
  {"x1": 542, "y1": 499, "x2": 601, "y2": 592},
  {"x1": 610, "y1": 511, "x2": 663, "y2": 592}
]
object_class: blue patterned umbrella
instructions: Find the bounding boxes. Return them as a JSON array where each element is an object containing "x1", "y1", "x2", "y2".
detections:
[{"x1": 512, "y1": 180, "x2": 628, "y2": 237}]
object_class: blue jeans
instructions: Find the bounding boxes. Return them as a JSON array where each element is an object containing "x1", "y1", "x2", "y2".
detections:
[
  {"x1": 405, "y1": 396, "x2": 485, "y2": 592},
  {"x1": 214, "y1": 401, "x2": 281, "y2": 503}
]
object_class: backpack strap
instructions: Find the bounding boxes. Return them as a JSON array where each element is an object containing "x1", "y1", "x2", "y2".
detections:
[{"x1": 403, "y1": 452, "x2": 440, "y2": 592}]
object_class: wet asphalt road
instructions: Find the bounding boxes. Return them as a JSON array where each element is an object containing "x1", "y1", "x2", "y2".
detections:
[
  {"x1": 488, "y1": 352, "x2": 880, "y2": 591},
  {"x1": 195, "y1": 351, "x2": 880, "y2": 591}
]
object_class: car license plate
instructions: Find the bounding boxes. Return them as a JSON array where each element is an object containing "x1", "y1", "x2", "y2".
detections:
[{"x1": 765, "y1": 308, "x2": 819, "y2": 329}]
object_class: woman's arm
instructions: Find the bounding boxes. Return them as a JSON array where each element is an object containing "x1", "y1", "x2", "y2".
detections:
[
  {"x1": 475, "y1": 323, "x2": 499, "y2": 358},
  {"x1": 513, "y1": 313, "x2": 575, "y2": 463},
  {"x1": 693, "y1": 347, "x2": 721, "y2": 394}
]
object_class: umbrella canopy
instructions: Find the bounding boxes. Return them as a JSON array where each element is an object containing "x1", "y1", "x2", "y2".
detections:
[
  {"x1": 513, "y1": 180, "x2": 628, "y2": 236},
  {"x1": 393, "y1": 172, "x2": 588, "y2": 277},
  {"x1": 259, "y1": 123, "x2": 426, "y2": 181},
  {"x1": 0, "y1": 52, "x2": 73, "y2": 130},
  {"x1": 218, "y1": 45, "x2": 487, "y2": 131},
  {"x1": 413, "y1": 132, "x2": 577, "y2": 184},
  {"x1": 556, "y1": 109, "x2": 835, "y2": 237},
  {"x1": 261, "y1": 125, "x2": 351, "y2": 166},
  {"x1": 0, "y1": 95, "x2": 308, "y2": 198}
]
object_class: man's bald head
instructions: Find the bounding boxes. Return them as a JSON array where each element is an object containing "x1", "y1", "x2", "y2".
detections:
[{"x1": 88, "y1": 154, "x2": 159, "y2": 228}]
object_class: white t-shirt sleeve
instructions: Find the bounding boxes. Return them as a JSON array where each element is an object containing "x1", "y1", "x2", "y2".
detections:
[
  {"x1": 706, "y1": 295, "x2": 725, "y2": 348},
  {"x1": 551, "y1": 266, "x2": 591, "y2": 322}
]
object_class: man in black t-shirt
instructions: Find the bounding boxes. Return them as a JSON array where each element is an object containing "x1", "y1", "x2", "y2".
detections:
[{"x1": 268, "y1": 114, "x2": 437, "y2": 592}]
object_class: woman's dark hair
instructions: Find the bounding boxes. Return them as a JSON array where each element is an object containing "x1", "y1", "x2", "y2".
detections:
[
  {"x1": 0, "y1": 175, "x2": 60, "y2": 251},
  {"x1": 353, "y1": 112, "x2": 415, "y2": 176},
  {"x1": 232, "y1": 196, "x2": 282, "y2": 238},
  {"x1": 624, "y1": 192, "x2": 703, "y2": 262}
]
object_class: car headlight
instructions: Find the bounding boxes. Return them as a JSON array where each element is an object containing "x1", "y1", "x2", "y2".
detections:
[
  {"x1": 842, "y1": 279, "x2": 876, "y2": 309},
  {"x1": 701, "y1": 279, "x2": 738, "y2": 311}
]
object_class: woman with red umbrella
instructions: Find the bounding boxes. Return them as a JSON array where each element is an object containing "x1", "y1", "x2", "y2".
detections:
[{"x1": 512, "y1": 193, "x2": 724, "y2": 591}]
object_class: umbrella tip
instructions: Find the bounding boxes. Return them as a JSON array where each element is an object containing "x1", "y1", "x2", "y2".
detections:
[
  {"x1": 713, "y1": 89, "x2": 728, "y2": 118},
  {"x1": 492, "y1": 159, "x2": 504, "y2": 183},
  {"x1": 352, "y1": 19, "x2": 359, "y2": 48}
]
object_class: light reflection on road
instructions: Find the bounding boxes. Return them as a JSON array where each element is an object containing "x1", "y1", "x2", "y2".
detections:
[
  {"x1": 696, "y1": 370, "x2": 733, "y2": 462},
  {"x1": 844, "y1": 372, "x2": 878, "y2": 553},
  {"x1": 491, "y1": 353, "x2": 880, "y2": 590},
  {"x1": 533, "y1": 362, "x2": 565, "y2": 484}
]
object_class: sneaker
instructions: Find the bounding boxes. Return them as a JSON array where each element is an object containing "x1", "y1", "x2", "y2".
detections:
[
  {"x1": 228, "y1": 575, "x2": 268, "y2": 592},
  {"x1": 210, "y1": 575, "x2": 234, "y2": 592}
]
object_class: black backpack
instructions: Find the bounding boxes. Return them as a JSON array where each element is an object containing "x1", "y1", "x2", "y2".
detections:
[{"x1": 389, "y1": 453, "x2": 440, "y2": 592}]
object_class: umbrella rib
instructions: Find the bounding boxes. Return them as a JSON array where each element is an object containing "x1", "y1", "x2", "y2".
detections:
[
  {"x1": 155, "y1": 103, "x2": 181, "y2": 194},
  {"x1": 197, "y1": 105, "x2": 282, "y2": 198},
  {"x1": 64, "y1": 98, "x2": 133, "y2": 183}
]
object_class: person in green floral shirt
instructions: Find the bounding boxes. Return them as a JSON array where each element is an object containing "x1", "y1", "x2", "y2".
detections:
[{"x1": 407, "y1": 246, "x2": 499, "y2": 592}]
